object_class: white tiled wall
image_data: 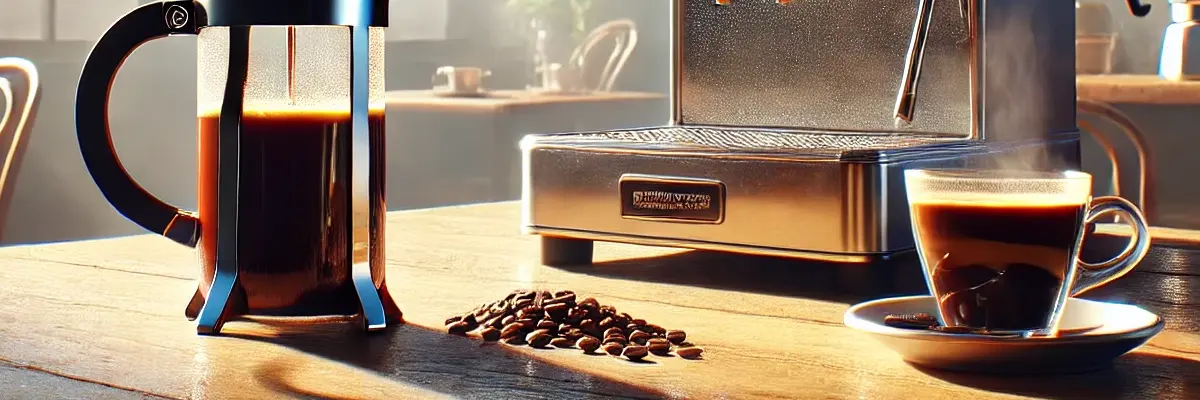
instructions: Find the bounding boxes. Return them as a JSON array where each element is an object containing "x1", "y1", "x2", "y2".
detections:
[
  {"x1": 53, "y1": 0, "x2": 139, "y2": 41},
  {"x1": 387, "y1": 0, "x2": 448, "y2": 41},
  {"x1": 0, "y1": 0, "x2": 49, "y2": 40}
]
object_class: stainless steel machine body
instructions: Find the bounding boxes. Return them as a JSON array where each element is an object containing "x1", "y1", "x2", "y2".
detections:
[{"x1": 521, "y1": 0, "x2": 1091, "y2": 264}]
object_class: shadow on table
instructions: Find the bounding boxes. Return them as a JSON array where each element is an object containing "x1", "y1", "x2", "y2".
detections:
[
  {"x1": 552, "y1": 248, "x2": 928, "y2": 304},
  {"x1": 915, "y1": 352, "x2": 1200, "y2": 400},
  {"x1": 222, "y1": 321, "x2": 662, "y2": 399}
]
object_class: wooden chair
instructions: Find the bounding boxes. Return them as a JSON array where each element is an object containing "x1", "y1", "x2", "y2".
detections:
[
  {"x1": 1077, "y1": 99, "x2": 1200, "y2": 250},
  {"x1": 0, "y1": 57, "x2": 41, "y2": 242},
  {"x1": 1076, "y1": 98, "x2": 1155, "y2": 222},
  {"x1": 567, "y1": 19, "x2": 638, "y2": 92}
]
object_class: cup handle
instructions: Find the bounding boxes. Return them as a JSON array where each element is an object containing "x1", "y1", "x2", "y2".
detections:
[
  {"x1": 1070, "y1": 196, "x2": 1151, "y2": 297},
  {"x1": 76, "y1": 1, "x2": 203, "y2": 248}
]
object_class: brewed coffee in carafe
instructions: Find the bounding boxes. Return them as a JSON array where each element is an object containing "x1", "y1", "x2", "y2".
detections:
[{"x1": 75, "y1": 0, "x2": 400, "y2": 335}]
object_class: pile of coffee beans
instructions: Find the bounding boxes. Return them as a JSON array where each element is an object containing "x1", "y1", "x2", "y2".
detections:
[{"x1": 445, "y1": 289, "x2": 704, "y2": 361}]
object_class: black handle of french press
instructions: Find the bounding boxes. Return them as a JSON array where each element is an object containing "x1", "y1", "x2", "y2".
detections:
[
  {"x1": 1125, "y1": 0, "x2": 1151, "y2": 17},
  {"x1": 76, "y1": 1, "x2": 206, "y2": 248}
]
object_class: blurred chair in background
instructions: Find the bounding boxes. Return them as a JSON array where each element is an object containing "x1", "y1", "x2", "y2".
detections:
[
  {"x1": 0, "y1": 58, "x2": 42, "y2": 242},
  {"x1": 567, "y1": 19, "x2": 638, "y2": 92},
  {"x1": 1077, "y1": 98, "x2": 1155, "y2": 223}
]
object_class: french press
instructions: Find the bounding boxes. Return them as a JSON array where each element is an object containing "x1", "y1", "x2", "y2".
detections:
[{"x1": 74, "y1": 0, "x2": 401, "y2": 335}]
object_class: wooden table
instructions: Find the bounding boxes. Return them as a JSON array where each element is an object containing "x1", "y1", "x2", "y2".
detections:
[
  {"x1": 1, "y1": 203, "x2": 1196, "y2": 399},
  {"x1": 383, "y1": 90, "x2": 665, "y2": 210}
]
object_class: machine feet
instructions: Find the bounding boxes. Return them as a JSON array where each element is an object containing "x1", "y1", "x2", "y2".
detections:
[
  {"x1": 541, "y1": 236, "x2": 594, "y2": 266},
  {"x1": 194, "y1": 271, "x2": 245, "y2": 336},
  {"x1": 184, "y1": 287, "x2": 205, "y2": 321},
  {"x1": 184, "y1": 277, "x2": 402, "y2": 335}
]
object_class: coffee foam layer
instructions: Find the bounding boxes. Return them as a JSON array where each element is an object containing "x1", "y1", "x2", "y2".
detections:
[{"x1": 909, "y1": 193, "x2": 1087, "y2": 208}]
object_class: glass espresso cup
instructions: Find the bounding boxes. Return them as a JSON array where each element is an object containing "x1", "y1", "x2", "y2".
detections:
[{"x1": 904, "y1": 169, "x2": 1150, "y2": 337}]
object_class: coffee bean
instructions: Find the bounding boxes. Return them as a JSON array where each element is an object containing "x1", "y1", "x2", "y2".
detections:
[
  {"x1": 545, "y1": 303, "x2": 569, "y2": 319},
  {"x1": 611, "y1": 314, "x2": 629, "y2": 326},
  {"x1": 676, "y1": 341, "x2": 694, "y2": 348},
  {"x1": 645, "y1": 324, "x2": 665, "y2": 335},
  {"x1": 514, "y1": 298, "x2": 533, "y2": 310},
  {"x1": 603, "y1": 336, "x2": 628, "y2": 346},
  {"x1": 517, "y1": 306, "x2": 543, "y2": 320},
  {"x1": 599, "y1": 305, "x2": 617, "y2": 316},
  {"x1": 550, "y1": 337, "x2": 574, "y2": 348},
  {"x1": 622, "y1": 345, "x2": 649, "y2": 361},
  {"x1": 537, "y1": 319, "x2": 558, "y2": 331},
  {"x1": 628, "y1": 330, "x2": 650, "y2": 345},
  {"x1": 501, "y1": 315, "x2": 515, "y2": 326},
  {"x1": 480, "y1": 327, "x2": 501, "y2": 342},
  {"x1": 526, "y1": 329, "x2": 553, "y2": 348},
  {"x1": 554, "y1": 290, "x2": 574, "y2": 297},
  {"x1": 577, "y1": 336, "x2": 601, "y2": 353},
  {"x1": 626, "y1": 323, "x2": 640, "y2": 332},
  {"x1": 547, "y1": 293, "x2": 576, "y2": 306},
  {"x1": 631, "y1": 318, "x2": 646, "y2": 326},
  {"x1": 578, "y1": 297, "x2": 599, "y2": 309},
  {"x1": 501, "y1": 323, "x2": 525, "y2": 339},
  {"x1": 648, "y1": 341, "x2": 671, "y2": 356},
  {"x1": 447, "y1": 321, "x2": 471, "y2": 335},
  {"x1": 602, "y1": 342, "x2": 624, "y2": 356},
  {"x1": 603, "y1": 328, "x2": 624, "y2": 338},
  {"x1": 599, "y1": 317, "x2": 615, "y2": 329},
  {"x1": 666, "y1": 330, "x2": 687, "y2": 345},
  {"x1": 445, "y1": 315, "x2": 463, "y2": 325},
  {"x1": 579, "y1": 319, "x2": 597, "y2": 335},
  {"x1": 502, "y1": 335, "x2": 526, "y2": 345},
  {"x1": 676, "y1": 347, "x2": 704, "y2": 359},
  {"x1": 515, "y1": 318, "x2": 536, "y2": 331},
  {"x1": 884, "y1": 313, "x2": 939, "y2": 329},
  {"x1": 562, "y1": 328, "x2": 584, "y2": 340},
  {"x1": 648, "y1": 338, "x2": 670, "y2": 346},
  {"x1": 567, "y1": 308, "x2": 588, "y2": 323},
  {"x1": 930, "y1": 326, "x2": 973, "y2": 334}
]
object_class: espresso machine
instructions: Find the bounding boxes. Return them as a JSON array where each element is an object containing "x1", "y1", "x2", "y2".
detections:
[
  {"x1": 520, "y1": 0, "x2": 1152, "y2": 265},
  {"x1": 1161, "y1": 0, "x2": 1199, "y2": 80}
]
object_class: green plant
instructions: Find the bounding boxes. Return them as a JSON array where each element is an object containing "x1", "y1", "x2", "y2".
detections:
[{"x1": 506, "y1": 0, "x2": 594, "y2": 41}]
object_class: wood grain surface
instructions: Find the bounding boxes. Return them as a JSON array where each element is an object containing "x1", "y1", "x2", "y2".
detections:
[
  {"x1": 1077, "y1": 75, "x2": 1200, "y2": 104},
  {"x1": 0, "y1": 202, "x2": 1196, "y2": 399},
  {"x1": 386, "y1": 90, "x2": 664, "y2": 112}
]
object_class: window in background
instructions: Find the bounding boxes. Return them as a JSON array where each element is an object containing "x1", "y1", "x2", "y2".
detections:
[
  {"x1": 54, "y1": 0, "x2": 139, "y2": 41},
  {"x1": 387, "y1": 0, "x2": 449, "y2": 41}
]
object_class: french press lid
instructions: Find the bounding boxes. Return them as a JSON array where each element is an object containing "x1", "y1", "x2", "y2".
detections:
[{"x1": 199, "y1": 0, "x2": 389, "y2": 26}]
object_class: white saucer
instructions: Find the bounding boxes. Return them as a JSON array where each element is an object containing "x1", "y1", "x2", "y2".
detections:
[{"x1": 843, "y1": 295, "x2": 1164, "y2": 374}]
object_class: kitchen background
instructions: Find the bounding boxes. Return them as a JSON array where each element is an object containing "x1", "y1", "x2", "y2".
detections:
[{"x1": 0, "y1": 0, "x2": 1192, "y2": 244}]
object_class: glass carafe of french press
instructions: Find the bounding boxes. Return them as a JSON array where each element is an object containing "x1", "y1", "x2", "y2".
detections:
[{"x1": 75, "y1": 0, "x2": 401, "y2": 335}]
